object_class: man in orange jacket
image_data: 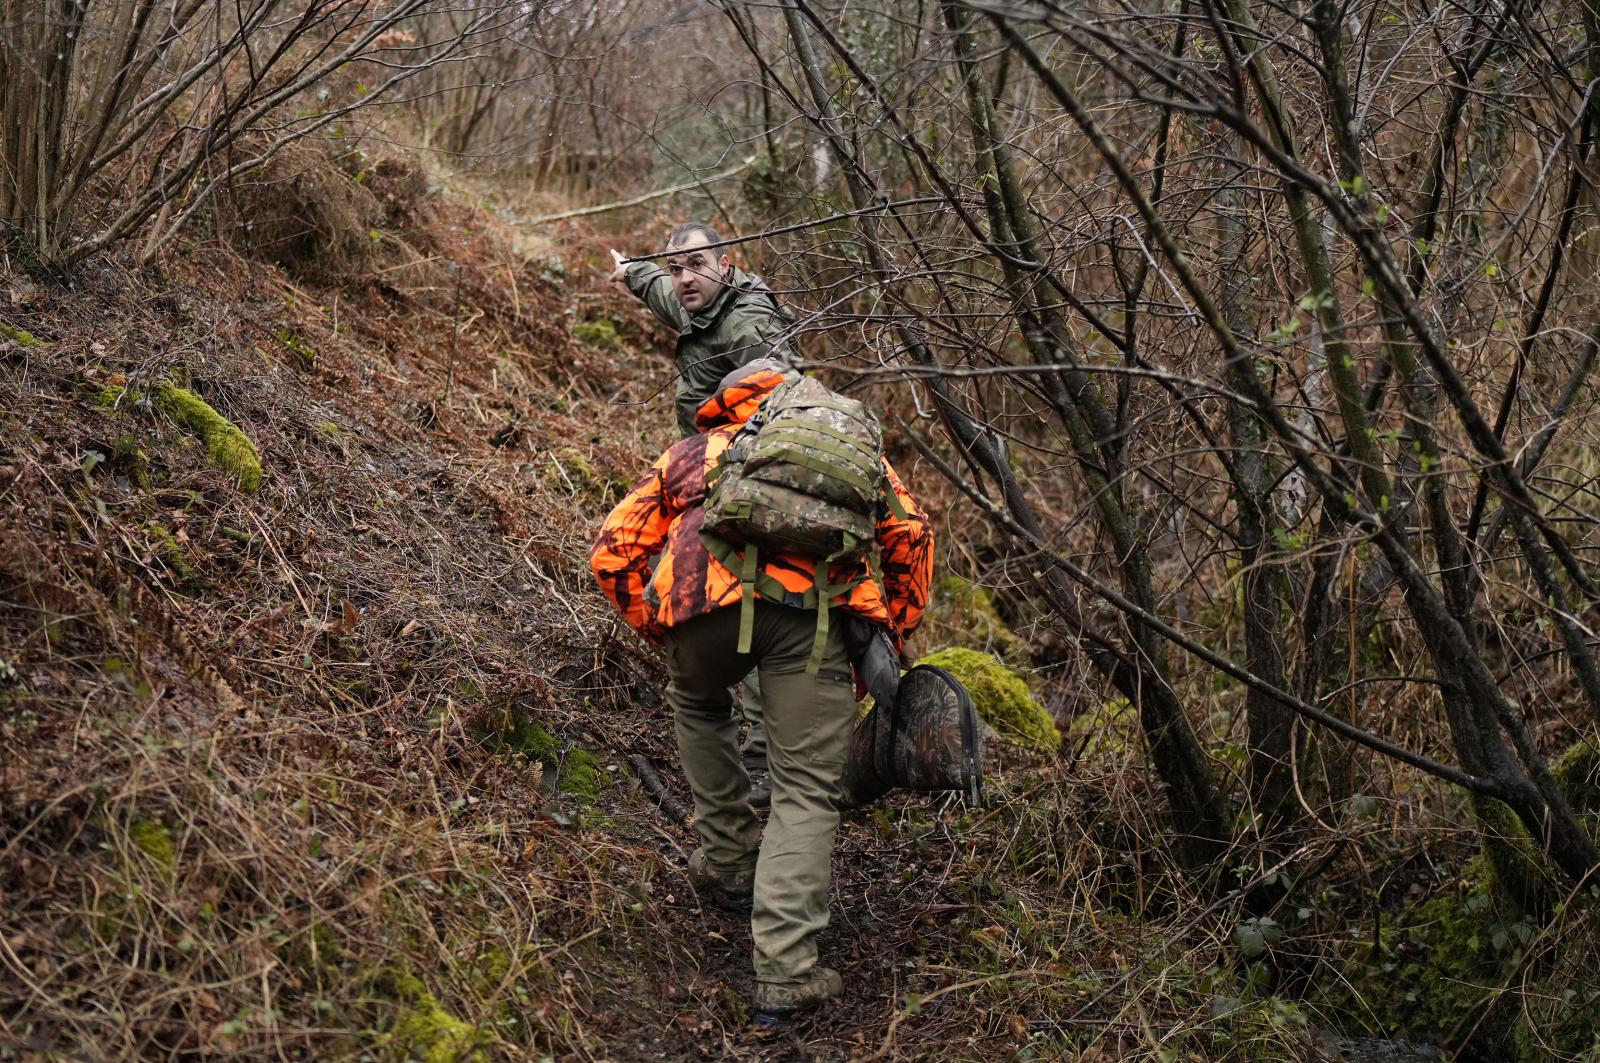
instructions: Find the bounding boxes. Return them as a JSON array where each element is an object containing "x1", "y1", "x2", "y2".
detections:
[
  {"x1": 610, "y1": 222, "x2": 798, "y2": 807},
  {"x1": 590, "y1": 360, "x2": 933, "y2": 1020}
]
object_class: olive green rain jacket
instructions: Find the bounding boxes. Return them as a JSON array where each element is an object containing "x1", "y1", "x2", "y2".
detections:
[{"x1": 623, "y1": 261, "x2": 796, "y2": 437}]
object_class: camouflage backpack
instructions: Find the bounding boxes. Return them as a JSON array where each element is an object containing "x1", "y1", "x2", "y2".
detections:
[{"x1": 701, "y1": 375, "x2": 907, "y2": 671}]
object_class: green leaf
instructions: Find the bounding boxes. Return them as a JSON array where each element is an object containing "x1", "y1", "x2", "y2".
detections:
[
  {"x1": 1348, "y1": 794, "x2": 1378, "y2": 816},
  {"x1": 1235, "y1": 917, "x2": 1282, "y2": 958},
  {"x1": 1211, "y1": 995, "x2": 1242, "y2": 1018}
]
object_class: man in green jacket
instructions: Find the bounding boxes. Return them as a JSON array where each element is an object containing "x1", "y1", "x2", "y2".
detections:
[
  {"x1": 610, "y1": 222, "x2": 796, "y2": 437},
  {"x1": 609, "y1": 221, "x2": 796, "y2": 804}
]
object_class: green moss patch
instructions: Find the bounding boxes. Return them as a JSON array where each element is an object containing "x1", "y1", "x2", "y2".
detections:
[
  {"x1": 1463, "y1": 737, "x2": 1599, "y2": 917},
  {"x1": 1326, "y1": 876, "x2": 1600, "y2": 1063},
  {"x1": 1331, "y1": 886, "x2": 1517, "y2": 1055},
  {"x1": 111, "y1": 433, "x2": 151, "y2": 484},
  {"x1": 1552, "y1": 736, "x2": 1599, "y2": 817},
  {"x1": 1353, "y1": 737, "x2": 1598, "y2": 1059},
  {"x1": 97, "y1": 382, "x2": 135, "y2": 409},
  {"x1": 482, "y1": 714, "x2": 601, "y2": 799},
  {"x1": 916, "y1": 574, "x2": 1025, "y2": 663},
  {"x1": 1, "y1": 320, "x2": 43, "y2": 347},
  {"x1": 128, "y1": 818, "x2": 176, "y2": 869},
  {"x1": 100, "y1": 383, "x2": 263, "y2": 492},
  {"x1": 1471, "y1": 793, "x2": 1553, "y2": 915},
  {"x1": 916, "y1": 646, "x2": 1059, "y2": 754},
  {"x1": 571, "y1": 318, "x2": 620, "y2": 347},
  {"x1": 938, "y1": 575, "x2": 1022, "y2": 658},
  {"x1": 277, "y1": 326, "x2": 317, "y2": 367},
  {"x1": 155, "y1": 385, "x2": 263, "y2": 492},
  {"x1": 383, "y1": 968, "x2": 487, "y2": 1063},
  {"x1": 1067, "y1": 695, "x2": 1138, "y2": 759},
  {"x1": 147, "y1": 523, "x2": 202, "y2": 589}
]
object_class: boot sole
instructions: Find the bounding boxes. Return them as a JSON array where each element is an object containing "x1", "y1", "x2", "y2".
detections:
[
  {"x1": 752, "y1": 999, "x2": 836, "y2": 1029},
  {"x1": 752, "y1": 1005, "x2": 823, "y2": 1027},
  {"x1": 688, "y1": 882, "x2": 754, "y2": 911}
]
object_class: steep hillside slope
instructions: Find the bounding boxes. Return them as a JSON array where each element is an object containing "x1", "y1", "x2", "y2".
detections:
[
  {"x1": 0, "y1": 179, "x2": 1331, "y2": 1061},
  {"x1": 1, "y1": 196, "x2": 683, "y2": 1057}
]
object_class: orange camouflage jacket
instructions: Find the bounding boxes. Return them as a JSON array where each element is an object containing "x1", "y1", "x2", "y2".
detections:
[{"x1": 590, "y1": 367, "x2": 934, "y2": 644}]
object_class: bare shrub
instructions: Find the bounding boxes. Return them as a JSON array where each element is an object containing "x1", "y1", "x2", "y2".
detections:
[
  {"x1": 0, "y1": 0, "x2": 520, "y2": 266},
  {"x1": 709, "y1": 0, "x2": 1600, "y2": 898},
  {"x1": 216, "y1": 143, "x2": 385, "y2": 276}
]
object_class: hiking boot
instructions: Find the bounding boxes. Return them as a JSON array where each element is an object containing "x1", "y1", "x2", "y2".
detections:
[
  {"x1": 687, "y1": 848, "x2": 754, "y2": 911},
  {"x1": 752, "y1": 967, "x2": 844, "y2": 1022},
  {"x1": 746, "y1": 765, "x2": 771, "y2": 809}
]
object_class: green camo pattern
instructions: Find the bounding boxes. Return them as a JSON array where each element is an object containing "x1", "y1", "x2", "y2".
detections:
[{"x1": 703, "y1": 377, "x2": 884, "y2": 557}]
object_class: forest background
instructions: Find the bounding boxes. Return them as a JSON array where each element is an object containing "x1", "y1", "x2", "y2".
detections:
[{"x1": 3, "y1": 0, "x2": 1600, "y2": 1059}]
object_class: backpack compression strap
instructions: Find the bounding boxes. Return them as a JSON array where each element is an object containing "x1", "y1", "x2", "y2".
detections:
[
  {"x1": 738, "y1": 544, "x2": 758, "y2": 654},
  {"x1": 882, "y1": 473, "x2": 910, "y2": 520},
  {"x1": 808, "y1": 537, "x2": 871, "y2": 672},
  {"x1": 699, "y1": 532, "x2": 869, "y2": 673}
]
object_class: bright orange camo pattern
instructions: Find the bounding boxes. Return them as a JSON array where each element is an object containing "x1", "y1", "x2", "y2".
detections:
[{"x1": 590, "y1": 368, "x2": 934, "y2": 644}]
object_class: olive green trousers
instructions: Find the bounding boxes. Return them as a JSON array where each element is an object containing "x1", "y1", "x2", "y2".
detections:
[
  {"x1": 665, "y1": 600, "x2": 857, "y2": 984},
  {"x1": 738, "y1": 671, "x2": 767, "y2": 768}
]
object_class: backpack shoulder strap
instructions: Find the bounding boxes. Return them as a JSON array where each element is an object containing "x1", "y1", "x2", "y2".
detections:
[{"x1": 881, "y1": 470, "x2": 910, "y2": 520}]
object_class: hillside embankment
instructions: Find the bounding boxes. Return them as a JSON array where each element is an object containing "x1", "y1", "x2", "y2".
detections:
[
  {"x1": 0, "y1": 163, "x2": 1043, "y2": 1060},
  {"x1": 2, "y1": 157, "x2": 1583, "y2": 1062}
]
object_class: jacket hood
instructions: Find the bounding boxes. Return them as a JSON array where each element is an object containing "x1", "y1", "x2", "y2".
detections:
[{"x1": 693, "y1": 361, "x2": 794, "y2": 432}]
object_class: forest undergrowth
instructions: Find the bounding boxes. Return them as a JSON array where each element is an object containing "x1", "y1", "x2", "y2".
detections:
[{"x1": 1, "y1": 145, "x2": 1594, "y2": 1062}]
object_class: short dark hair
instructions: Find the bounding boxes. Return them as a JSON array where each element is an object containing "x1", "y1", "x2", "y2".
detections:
[{"x1": 667, "y1": 222, "x2": 723, "y2": 251}]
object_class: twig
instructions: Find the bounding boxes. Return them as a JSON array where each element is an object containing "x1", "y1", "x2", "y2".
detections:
[
  {"x1": 627, "y1": 754, "x2": 692, "y2": 825},
  {"x1": 443, "y1": 261, "x2": 463, "y2": 405},
  {"x1": 514, "y1": 157, "x2": 757, "y2": 225},
  {"x1": 612, "y1": 195, "x2": 951, "y2": 262}
]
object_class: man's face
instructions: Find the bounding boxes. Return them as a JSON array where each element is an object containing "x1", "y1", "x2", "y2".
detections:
[{"x1": 665, "y1": 234, "x2": 730, "y2": 313}]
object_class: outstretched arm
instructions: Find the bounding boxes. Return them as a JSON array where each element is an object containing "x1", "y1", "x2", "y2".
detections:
[{"x1": 621, "y1": 261, "x2": 691, "y2": 332}]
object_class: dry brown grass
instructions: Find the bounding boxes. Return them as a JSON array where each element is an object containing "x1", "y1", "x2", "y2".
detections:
[
  {"x1": 6, "y1": 147, "x2": 1581, "y2": 1061},
  {"x1": 0, "y1": 189, "x2": 688, "y2": 1057},
  {"x1": 0, "y1": 195, "x2": 1332, "y2": 1062}
]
